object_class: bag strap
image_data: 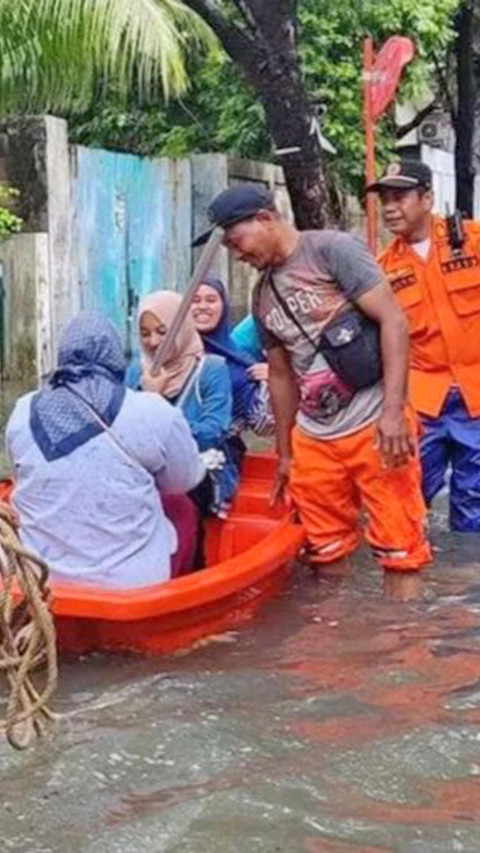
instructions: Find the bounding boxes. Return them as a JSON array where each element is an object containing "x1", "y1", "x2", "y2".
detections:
[
  {"x1": 174, "y1": 357, "x2": 204, "y2": 409},
  {"x1": 265, "y1": 272, "x2": 320, "y2": 354},
  {"x1": 64, "y1": 385, "x2": 144, "y2": 471}
]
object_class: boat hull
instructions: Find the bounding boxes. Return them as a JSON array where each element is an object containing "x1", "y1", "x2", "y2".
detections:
[{"x1": 0, "y1": 454, "x2": 304, "y2": 654}]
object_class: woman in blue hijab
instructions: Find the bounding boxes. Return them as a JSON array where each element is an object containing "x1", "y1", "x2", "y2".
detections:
[
  {"x1": 191, "y1": 277, "x2": 273, "y2": 439},
  {"x1": 29, "y1": 312, "x2": 127, "y2": 461},
  {"x1": 6, "y1": 313, "x2": 204, "y2": 587}
]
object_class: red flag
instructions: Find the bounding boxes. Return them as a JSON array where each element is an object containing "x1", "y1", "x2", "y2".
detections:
[{"x1": 370, "y1": 36, "x2": 415, "y2": 121}]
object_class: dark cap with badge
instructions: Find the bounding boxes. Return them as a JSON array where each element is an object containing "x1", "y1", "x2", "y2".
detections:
[
  {"x1": 193, "y1": 183, "x2": 275, "y2": 247},
  {"x1": 366, "y1": 160, "x2": 433, "y2": 193}
]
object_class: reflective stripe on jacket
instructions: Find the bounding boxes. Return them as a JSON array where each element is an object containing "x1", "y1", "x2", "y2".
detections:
[{"x1": 379, "y1": 216, "x2": 480, "y2": 417}]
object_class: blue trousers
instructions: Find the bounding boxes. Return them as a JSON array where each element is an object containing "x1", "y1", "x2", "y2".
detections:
[{"x1": 421, "y1": 390, "x2": 480, "y2": 531}]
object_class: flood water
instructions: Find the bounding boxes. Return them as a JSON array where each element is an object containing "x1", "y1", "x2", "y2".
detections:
[{"x1": 1, "y1": 496, "x2": 480, "y2": 852}]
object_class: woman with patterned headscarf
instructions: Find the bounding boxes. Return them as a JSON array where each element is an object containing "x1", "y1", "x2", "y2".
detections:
[{"x1": 6, "y1": 313, "x2": 204, "y2": 587}]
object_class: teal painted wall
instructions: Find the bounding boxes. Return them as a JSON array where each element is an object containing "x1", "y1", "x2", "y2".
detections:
[{"x1": 73, "y1": 147, "x2": 192, "y2": 357}]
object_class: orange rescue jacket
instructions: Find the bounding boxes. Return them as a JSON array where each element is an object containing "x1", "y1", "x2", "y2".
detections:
[{"x1": 379, "y1": 216, "x2": 480, "y2": 418}]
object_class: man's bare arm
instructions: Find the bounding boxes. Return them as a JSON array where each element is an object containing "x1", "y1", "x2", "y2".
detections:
[
  {"x1": 267, "y1": 344, "x2": 299, "y2": 502},
  {"x1": 355, "y1": 280, "x2": 414, "y2": 466}
]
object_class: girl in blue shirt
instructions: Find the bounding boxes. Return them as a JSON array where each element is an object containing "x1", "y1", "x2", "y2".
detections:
[
  {"x1": 132, "y1": 290, "x2": 238, "y2": 517},
  {"x1": 191, "y1": 278, "x2": 274, "y2": 440},
  {"x1": 231, "y1": 314, "x2": 264, "y2": 363}
]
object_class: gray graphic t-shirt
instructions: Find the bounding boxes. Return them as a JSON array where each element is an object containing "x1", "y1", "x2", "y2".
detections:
[{"x1": 254, "y1": 230, "x2": 385, "y2": 439}]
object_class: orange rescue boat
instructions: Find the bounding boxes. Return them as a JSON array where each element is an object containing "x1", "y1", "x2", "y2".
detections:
[{"x1": 0, "y1": 454, "x2": 304, "y2": 655}]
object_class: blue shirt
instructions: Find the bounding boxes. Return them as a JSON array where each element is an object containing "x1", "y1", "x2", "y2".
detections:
[
  {"x1": 231, "y1": 315, "x2": 264, "y2": 363},
  {"x1": 127, "y1": 356, "x2": 232, "y2": 452},
  {"x1": 177, "y1": 356, "x2": 232, "y2": 452}
]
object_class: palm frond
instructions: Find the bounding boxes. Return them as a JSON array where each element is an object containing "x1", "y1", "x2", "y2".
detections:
[{"x1": 0, "y1": 0, "x2": 214, "y2": 115}]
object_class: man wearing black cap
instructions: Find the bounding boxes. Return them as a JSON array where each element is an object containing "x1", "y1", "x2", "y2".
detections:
[
  {"x1": 370, "y1": 159, "x2": 480, "y2": 531},
  {"x1": 195, "y1": 184, "x2": 431, "y2": 571}
]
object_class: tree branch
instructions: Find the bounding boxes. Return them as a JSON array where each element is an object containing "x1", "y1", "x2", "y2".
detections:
[
  {"x1": 431, "y1": 50, "x2": 457, "y2": 126},
  {"x1": 182, "y1": 0, "x2": 254, "y2": 59},
  {"x1": 230, "y1": 0, "x2": 257, "y2": 33},
  {"x1": 395, "y1": 100, "x2": 438, "y2": 139}
]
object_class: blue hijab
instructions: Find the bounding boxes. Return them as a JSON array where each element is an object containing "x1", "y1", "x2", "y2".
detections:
[
  {"x1": 30, "y1": 313, "x2": 127, "y2": 461},
  {"x1": 201, "y1": 278, "x2": 259, "y2": 424}
]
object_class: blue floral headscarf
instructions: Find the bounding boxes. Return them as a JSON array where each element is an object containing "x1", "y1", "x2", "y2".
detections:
[{"x1": 30, "y1": 313, "x2": 127, "y2": 461}]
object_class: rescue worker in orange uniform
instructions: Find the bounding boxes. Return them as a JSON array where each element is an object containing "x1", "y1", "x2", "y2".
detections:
[{"x1": 368, "y1": 160, "x2": 480, "y2": 531}]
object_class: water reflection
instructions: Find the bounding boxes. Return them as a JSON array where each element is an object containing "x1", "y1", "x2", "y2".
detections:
[{"x1": 0, "y1": 495, "x2": 480, "y2": 849}]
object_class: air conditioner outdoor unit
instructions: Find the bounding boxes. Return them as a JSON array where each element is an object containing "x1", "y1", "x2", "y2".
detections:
[{"x1": 418, "y1": 112, "x2": 451, "y2": 149}]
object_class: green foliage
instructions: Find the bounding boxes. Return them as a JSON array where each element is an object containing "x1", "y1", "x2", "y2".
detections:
[
  {"x1": 299, "y1": 0, "x2": 460, "y2": 195},
  {"x1": 71, "y1": 47, "x2": 272, "y2": 160},
  {"x1": 70, "y1": 0, "x2": 461, "y2": 198},
  {"x1": 0, "y1": 0, "x2": 214, "y2": 114},
  {"x1": 0, "y1": 185, "x2": 22, "y2": 239}
]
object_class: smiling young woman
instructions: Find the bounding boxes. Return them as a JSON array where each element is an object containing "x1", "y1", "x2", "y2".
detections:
[{"x1": 191, "y1": 285, "x2": 224, "y2": 333}]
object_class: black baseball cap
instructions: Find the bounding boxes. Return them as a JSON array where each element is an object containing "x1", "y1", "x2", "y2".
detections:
[
  {"x1": 193, "y1": 184, "x2": 275, "y2": 247},
  {"x1": 366, "y1": 160, "x2": 433, "y2": 193}
]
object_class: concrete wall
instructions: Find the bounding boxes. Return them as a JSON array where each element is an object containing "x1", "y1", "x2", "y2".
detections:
[
  {"x1": 0, "y1": 117, "x2": 49, "y2": 231},
  {"x1": 0, "y1": 233, "x2": 52, "y2": 380},
  {"x1": 46, "y1": 116, "x2": 76, "y2": 350}
]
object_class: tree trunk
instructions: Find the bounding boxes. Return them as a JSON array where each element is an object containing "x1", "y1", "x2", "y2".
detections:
[
  {"x1": 455, "y1": 0, "x2": 475, "y2": 217},
  {"x1": 182, "y1": 0, "x2": 332, "y2": 229},
  {"x1": 247, "y1": 52, "x2": 331, "y2": 229}
]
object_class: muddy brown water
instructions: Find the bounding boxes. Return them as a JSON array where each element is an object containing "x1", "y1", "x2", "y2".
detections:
[
  {"x1": 1, "y1": 502, "x2": 480, "y2": 851},
  {"x1": 1, "y1": 386, "x2": 480, "y2": 851}
]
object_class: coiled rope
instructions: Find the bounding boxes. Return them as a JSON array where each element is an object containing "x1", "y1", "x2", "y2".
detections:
[{"x1": 0, "y1": 505, "x2": 58, "y2": 749}]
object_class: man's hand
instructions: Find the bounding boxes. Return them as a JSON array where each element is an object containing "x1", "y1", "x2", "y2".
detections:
[
  {"x1": 267, "y1": 346, "x2": 297, "y2": 506},
  {"x1": 374, "y1": 408, "x2": 416, "y2": 468},
  {"x1": 247, "y1": 362, "x2": 269, "y2": 382},
  {"x1": 270, "y1": 455, "x2": 291, "y2": 506},
  {"x1": 142, "y1": 366, "x2": 169, "y2": 395}
]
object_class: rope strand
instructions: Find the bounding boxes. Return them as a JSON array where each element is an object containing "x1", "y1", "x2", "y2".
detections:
[{"x1": 0, "y1": 506, "x2": 58, "y2": 749}]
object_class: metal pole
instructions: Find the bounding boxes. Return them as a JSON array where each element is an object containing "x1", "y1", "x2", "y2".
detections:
[
  {"x1": 363, "y1": 37, "x2": 378, "y2": 254},
  {"x1": 150, "y1": 226, "x2": 224, "y2": 376}
]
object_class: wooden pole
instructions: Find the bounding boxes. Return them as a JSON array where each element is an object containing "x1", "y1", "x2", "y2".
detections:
[
  {"x1": 150, "y1": 227, "x2": 224, "y2": 376},
  {"x1": 363, "y1": 37, "x2": 377, "y2": 254}
]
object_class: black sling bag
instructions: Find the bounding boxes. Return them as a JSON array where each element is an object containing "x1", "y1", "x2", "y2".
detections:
[{"x1": 265, "y1": 273, "x2": 383, "y2": 391}]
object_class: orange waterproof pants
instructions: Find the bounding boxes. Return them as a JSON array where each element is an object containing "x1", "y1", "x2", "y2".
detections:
[{"x1": 289, "y1": 417, "x2": 432, "y2": 571}]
